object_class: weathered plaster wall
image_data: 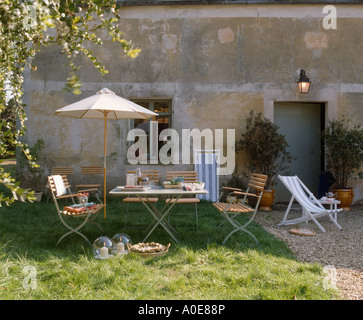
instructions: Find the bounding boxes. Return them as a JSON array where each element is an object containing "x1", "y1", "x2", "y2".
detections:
[{"x1": 23, "y1": 4, "x2": 363, "y2": 201}]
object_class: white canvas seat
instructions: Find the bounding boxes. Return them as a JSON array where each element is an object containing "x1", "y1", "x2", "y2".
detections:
[{"x1": 278, "y1": 175, "x2": 342, "y2": 233}]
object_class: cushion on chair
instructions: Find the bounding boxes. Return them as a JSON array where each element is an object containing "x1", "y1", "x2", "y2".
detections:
[
  {"x1": 52, "y1": 175, "x2": 67, "y2": 196},
  {"x1": 62, "y1": 204, "x2": 105, "y2": 216}
]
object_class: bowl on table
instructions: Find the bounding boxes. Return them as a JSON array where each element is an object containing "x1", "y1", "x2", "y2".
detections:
[
  {"x1": 183, "y1": 183, "x2": 196, "y2": 191},
  {"x1": 193, "y1": 182, "x2": 205, "y2": 190}
]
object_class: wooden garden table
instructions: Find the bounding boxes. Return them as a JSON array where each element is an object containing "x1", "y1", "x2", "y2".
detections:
[{"x1": 109, "y1": 186, "x2": 208, "y2": 243}]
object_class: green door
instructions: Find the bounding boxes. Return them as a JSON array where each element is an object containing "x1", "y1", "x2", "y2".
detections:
[{"x1": 274, "y1": 102, "x2": 323, "y2": 202}]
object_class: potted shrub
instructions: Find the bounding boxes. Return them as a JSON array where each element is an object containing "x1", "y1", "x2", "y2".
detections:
[
  {"x1": 237, "y1": 111, "x2": 294, "y2": 210},
  {"x1": 321, "y1": 118, "x2": 363, "y2": 211}
]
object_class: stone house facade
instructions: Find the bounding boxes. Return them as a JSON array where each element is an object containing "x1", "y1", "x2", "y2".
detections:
[{"x1": 22, "y1": 1, "x2": 363, "y2": 203}]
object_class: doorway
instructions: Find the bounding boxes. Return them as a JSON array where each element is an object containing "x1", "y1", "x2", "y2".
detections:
[{"x1": 274, "y1": 102, "x2": 325, "y2": 202}]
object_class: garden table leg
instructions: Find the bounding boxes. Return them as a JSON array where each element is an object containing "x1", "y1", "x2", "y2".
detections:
[{"x1": 138, "y1": 194, "x2": 182, "y2": 243}]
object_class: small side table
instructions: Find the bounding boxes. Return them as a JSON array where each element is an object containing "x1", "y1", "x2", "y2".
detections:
[{"x1": 319, "y1": 198, "x2": 341, "y2": 221}]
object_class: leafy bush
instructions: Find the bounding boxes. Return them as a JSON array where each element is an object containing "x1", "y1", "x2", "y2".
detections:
[
  {"x1": 321, "y1": 118, "x2": 363, "y2": 189},
  {"x1": 237, "y1": 111, "x2": 294, "y2": 189}
]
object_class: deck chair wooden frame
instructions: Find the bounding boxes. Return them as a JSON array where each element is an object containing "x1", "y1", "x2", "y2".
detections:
[
  {"x1": 213, "y1": 173, "x2": 268, "y2": 245},
  {"x1": 165, "y1": 171, "x2": 200, "y2": 230},
  {"x1": 278, "y1": 175, "x2": 342, "y2": 233},
  {"x1": 48, "y1": 175, "x2": 105, "y2": 246},
  {"x1": 76, "y1": 166, "x2": 103, "y2": 202},
  {"x1": 123, "y1": 170, "x2": 159, "y2": 228}
]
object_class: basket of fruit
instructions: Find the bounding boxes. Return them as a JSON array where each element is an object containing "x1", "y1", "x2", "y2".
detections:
[{"x1": 127, "y1": 242, "x2": 171, "y2": 257}]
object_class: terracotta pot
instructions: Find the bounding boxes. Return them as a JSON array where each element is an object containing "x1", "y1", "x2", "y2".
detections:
[
  {"x1": 33, "y1": 192, "x2": 43, "y2": 202},
  {"x1": 334, "y1": 188, "x2": 354, "y2": 211},
  {"x1": 226, "y1": 195, "x2": 238, "y2": 204},
  {"x1": 257, "y1": 189, "x2": 275, "y2": 211}
]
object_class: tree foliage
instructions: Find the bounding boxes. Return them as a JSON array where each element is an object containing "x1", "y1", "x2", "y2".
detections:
[
  {"x1": 321, "y1": 118, "x2": 363, "y2": 189},
  {"x1": 0, "y1": 0, "x2": 140, "y2": 205}
]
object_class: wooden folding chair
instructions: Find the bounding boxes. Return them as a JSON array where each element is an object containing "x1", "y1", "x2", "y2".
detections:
[
  {"x1": 165, "y1": 171, "x2": 200, "y2": 230},
  {"x1": 123, "y1": 170, "x2": 159, "y2": 228},
  {"x1": 51, "y1": 167, "x2": 74, "y2": 176},
  {"x1": 76, "y1": 166, "x2": 103, "y2": 202},
  {"x1": 213, "y1": 173, "x2": 268, "y2": 245},
  {"x1": 47, "y1": 167, "x2": 74, "y2": 202},
  {"x1": 48, "y1": 175, "x2": 105, "y2": 246}
]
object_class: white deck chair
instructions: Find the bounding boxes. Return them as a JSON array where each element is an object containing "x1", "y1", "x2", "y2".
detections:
[{"x1": 278, "y1": 175, "x2": 342, "y2": 233}]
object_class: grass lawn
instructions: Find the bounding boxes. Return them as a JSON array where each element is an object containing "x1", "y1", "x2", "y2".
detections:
[{"x1": 0, "y1": 162, "x2": 338, "y2": 300}]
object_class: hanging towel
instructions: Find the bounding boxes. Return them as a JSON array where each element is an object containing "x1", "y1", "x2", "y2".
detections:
[{"x1": 52, "y1": 175, "x2": 67, "y2": 196}]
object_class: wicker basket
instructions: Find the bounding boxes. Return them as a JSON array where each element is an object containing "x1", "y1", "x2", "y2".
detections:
[{"x1": 127, "y1": 243, "x2": 171, "y2": 257}]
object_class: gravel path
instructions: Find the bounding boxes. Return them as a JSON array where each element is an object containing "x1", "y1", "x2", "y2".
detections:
[{"x1": 255, "y1": 204, "x2": 362, "y2": 300}]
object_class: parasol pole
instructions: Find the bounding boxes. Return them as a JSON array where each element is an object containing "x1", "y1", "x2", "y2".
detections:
[{"x1": 103, "y1": 112, "x2": 108, "y2": 219}]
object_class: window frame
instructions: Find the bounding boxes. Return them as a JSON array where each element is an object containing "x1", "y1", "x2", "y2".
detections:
[{"x1": 128, "y1": 98, "x2": 173, "y2": 163}]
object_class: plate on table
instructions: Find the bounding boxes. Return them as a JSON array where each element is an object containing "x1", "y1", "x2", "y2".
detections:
[{"x1": 116, "y1": 186, "x2": 148, "y2": 191}]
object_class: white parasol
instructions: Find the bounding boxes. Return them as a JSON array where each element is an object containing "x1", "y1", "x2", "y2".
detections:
[{"x1": 55, "y1": 88, "x2": 157, "y2": 218}]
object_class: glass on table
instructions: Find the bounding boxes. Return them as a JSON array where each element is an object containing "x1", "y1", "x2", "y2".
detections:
[{"x1": 126, "y1": 174, "x2": 135, "y2": 186}]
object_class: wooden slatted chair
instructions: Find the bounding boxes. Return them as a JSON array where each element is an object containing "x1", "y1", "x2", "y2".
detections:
[
  {"x1": 123, "y1": 170, "x2": 159, "y2": 228},
  {"x1": 48, "y1": 175, "x2": 105, "y2": 246},
  {"x1": 165, "y1": 171, "x2": 201, "y2": 230},
  {"x1": 51, "y1": 167, "x2": 74, "y2": 176},
  {"x1": 76, "y1": 166, "x2": 103, "y2": 202},
  {"x1": 47, "y1": 167, "x2": 74, "y2": 202},
  {"x1": 213, "y1": 173, "x2": 268, "y2": 245}
]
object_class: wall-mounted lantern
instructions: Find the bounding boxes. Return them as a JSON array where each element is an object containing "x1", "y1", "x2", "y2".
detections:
[{"x1": 297, "y1": 69, "x2": 311, "y2": 94}]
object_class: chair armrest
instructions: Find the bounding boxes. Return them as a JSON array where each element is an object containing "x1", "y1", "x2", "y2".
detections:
[
  {"x1": 77, "y1": 188, "x2": 99, "y2": 193},
  {"x1": 233, "y1": 191, "x2": 259, "y2": 197},
  {"x1": 57, "y1": 189, "x2": 99, "y2": 199},
  {"x1": 222, "y1": 186, "x2": 243, "y2": 192},
  {"x1": 76, "y1": 184, "x2": 101, "y2": 188},
  {"x1": 56, "y1": 193, "x2": 78, "y2": 199}
]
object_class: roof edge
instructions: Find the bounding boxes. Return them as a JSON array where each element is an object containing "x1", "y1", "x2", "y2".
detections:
[{"x1": 117, "y1": 0, "x2": 362, "y2": 6}]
